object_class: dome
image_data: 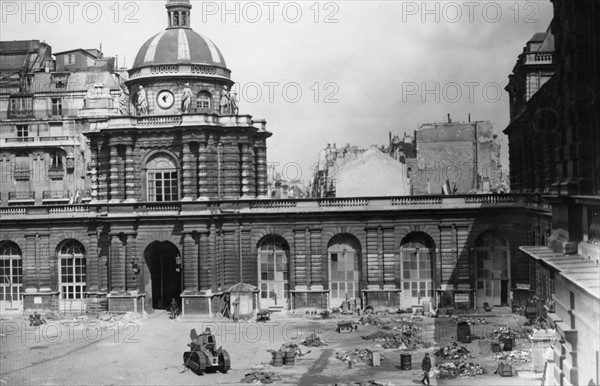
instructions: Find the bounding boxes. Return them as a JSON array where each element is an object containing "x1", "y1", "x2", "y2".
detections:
[{"x1": 132, "y1": 28, "x2": 227, "y2": 69}]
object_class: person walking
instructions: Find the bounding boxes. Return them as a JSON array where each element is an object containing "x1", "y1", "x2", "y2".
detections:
[{"x1": 421, "y1": 352, "x2": 432, "y2": 385}]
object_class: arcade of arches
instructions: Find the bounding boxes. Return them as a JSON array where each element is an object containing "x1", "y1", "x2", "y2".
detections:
[{"x1": 0, "y1": 222, "x2": 527, "y2": 316}]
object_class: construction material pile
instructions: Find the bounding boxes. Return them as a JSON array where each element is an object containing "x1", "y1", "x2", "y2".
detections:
[
  {"x1": 240, "y1": 371, "x2": 282, "y2": 384},
  {"x1": 359, "y1": 314, "x2": 389, "y2": 326},
  {"x1": 302, "y1": 333, "x2": 327, "y2": 347},
  {"x1": 494, "y1": 349, "x2": 531, "y2": 363},
  {"x1": 361, "y1": 328, "x2": 428, "y2": 350},
  {"x1": 335, "y1": 348, "x2": 384, "y2": 366},
  {"x1": 435, "y1": 343, "x2": 472, "y2": 360},
  {"x1": 434, "y1": 361, "x2": 487, "y2": 378},
  {"x1": 28, "y1": 312, "x2": 46, "y2": 327},
  {"x1": 492, "y1": 326, "x2": 528, "y2": 340},
  {"x1": 455, "y1": 317, "x2": 487, "y2": 325}
]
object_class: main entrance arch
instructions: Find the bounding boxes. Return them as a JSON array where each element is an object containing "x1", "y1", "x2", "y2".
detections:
[{"x1": 144, "y1": 241, "x2": 181, "y2": 312}]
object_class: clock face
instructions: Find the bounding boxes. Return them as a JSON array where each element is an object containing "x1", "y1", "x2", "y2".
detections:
[{"x1": 157, "y1": 90, "x2": 174, "y2": 109}]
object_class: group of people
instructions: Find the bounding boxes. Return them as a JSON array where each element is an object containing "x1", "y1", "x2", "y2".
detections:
[{"x1": 118, "y1": 82, "x2": 238, "y2": 116}]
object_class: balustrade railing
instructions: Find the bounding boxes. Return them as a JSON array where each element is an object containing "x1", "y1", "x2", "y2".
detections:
[
  {"x1": 8, "y1": 191, "x2": 35, "y2": 200},
  {"x1": 137, "y1": 116, "x2": 183, "y2": 126},
  {"x1": 391, "y1": 196, "x2": 443, "y2": 205},
  {"x1": 319, "y1": 198, "x2": 368, "y2": 207},
  {"x1": 464, "y1": 194, "x2": 519, "y2": 204},
  {"x1": 43, "y1": 190, "x2": 70, "y2": 200},
  {"x1": 250, "y1": 200, "x2": 297, "y2": 209}
]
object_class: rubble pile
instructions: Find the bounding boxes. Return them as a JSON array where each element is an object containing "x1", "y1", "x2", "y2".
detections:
[
  {"x1": 361, "y1": 329, "x2": 428, "y2": 350},
  {"x1": 28, "y1": 312, "x2": 46, "y2": 326},
  {"x1": 494, "y1": 349, "x2": 531, "y2": 363},
  {"x1": 302, "y1": 333, "x2": 327, "y2": 347},
  {"x1": 455, "y1": 317, "x2": 487, "y2": 325},
  {"x1": 359, "y1": 314, "x2": 389, "y2": 326},
  {"x1": 335, "y1": 348, "x2": 384, "y2": 366},
  {"x1": 434, "y1": 361, "x2": 487, "y2": 378},
  {"x1": 492, "y1": 326, "x2": 528, "y2": 340},
  {"x1": 240, "y1": 371, "x2": 282, "y2": 384},
  {"x1": 435, "y1": 344, "x2": 472, "y2": 360},
  {"x1": 335, "y1": 381, "x2": 385, "y2": 386}
]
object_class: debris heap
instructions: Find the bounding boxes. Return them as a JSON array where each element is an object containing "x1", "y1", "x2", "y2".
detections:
[
  {"x1": 435, "y1": 344, "x2": 471, "y2": 360},
  {"x1": 455, "y1": 317, "x2": 487, "y2": 325},
  {"x1": 434, "y1": 361, "x2": 487, "y2": 378},
  {"x1": 361, "y1": 329, "x2": 428, "y2": 350},
  {"x1": 494, "y1": 349, "x2": 531, "y2": 363},
  {"x1": 335, "y1": 349, "x2": 384, "y2": 366},
  {"x1": 302, "y1": 333, "x2": 327, "y2": 347},
  {"x1": 240, "y1": 371, "x2": 282, "y2": 384}
]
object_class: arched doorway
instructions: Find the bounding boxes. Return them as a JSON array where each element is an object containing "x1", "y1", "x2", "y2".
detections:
[
  {"x1": 0, "y1": 241, "x2": 23, "y2": 312},
  {"x1": 474, "y1": 231, "x2": 510, "y2": 308},
  {"x1": 257, "y1": 235, "x2": 290, "y2": 309},
  {"x1": 400, "y1": 232, "x2": 435, "y2": 307},
  {"x1": 58, "y1": 240, "x2": 87, "y2": 313},
  {"x1": 144, "y1": 241, "x2": 181, "y2": 311},
  {"x1": 327, "y1": 234, "x2": 361, "y2": 310}
]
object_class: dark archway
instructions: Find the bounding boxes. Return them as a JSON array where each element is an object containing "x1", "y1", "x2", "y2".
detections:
[{"x1": 143, "y1": 241, "x2": 181, "y2": 312}]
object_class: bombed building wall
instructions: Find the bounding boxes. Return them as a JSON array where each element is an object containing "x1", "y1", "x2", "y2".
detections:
[{"x1": 412, "y1": 121, "x2": 502, "y2": 195}]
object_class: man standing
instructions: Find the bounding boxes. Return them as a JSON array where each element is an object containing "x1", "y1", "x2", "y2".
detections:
[{"x1": 421, "y1": 352, "x2": 432, "y2": 385}]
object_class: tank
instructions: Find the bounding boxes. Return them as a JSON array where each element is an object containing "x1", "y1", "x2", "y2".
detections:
[{"x1": 183, "y1": 328, "x2": 231, "y2": 375}]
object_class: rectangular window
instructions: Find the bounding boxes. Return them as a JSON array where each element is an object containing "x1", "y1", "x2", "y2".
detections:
[
  {"x1": 17, "y1": 125, "x2": 28, "y2": 137},
  {"x1": 51, "y1": 98, "x2": 63, "y2": 116}
]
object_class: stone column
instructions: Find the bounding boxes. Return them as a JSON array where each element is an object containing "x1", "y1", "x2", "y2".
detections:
[
  {"x1": 182, "y1": 142, "x2": 195, "y2": 201},
  {"x1": 223, "y1": 143, "x2": 241, "y2": 198},
  {"x1": 254, "y1": 142, "x2": 268, "y2": 198},
  {"x1": 89, "y1": 144, "x2": 99, "y2": 202},
  {"x1": 205, "y1": 138, "x2": 219, "y2": 199},
  {"x1": 197, "y1": 141, "x2": 209, "y2": 200},
  {"x1": 182, "y1": 232, "x2": 198, "y2": 292},
  {"x1": 125, "y1": 234, "x2": 138, "y2": 293},
  {"x1": 109, "y1": 234, "x2": 125, "y2": 293},
  {"x1": 109, "y1": 145, "x2": 122, "y2": 202},
  {"x1": 240, "y1": 143, "x2": 255, "y2": 198},
  {"x1": 97, "y1": 143, "x2": 109, "y2": 202},
  {"x1": 124, "y1": 145, "x2": 136, "y2": 202},
  {"x1": 87, "y1": 230, "x2": 99, "y2": 292},
  {"x1": 199, "y1": 231, "x2": 210, "y2": 291}
]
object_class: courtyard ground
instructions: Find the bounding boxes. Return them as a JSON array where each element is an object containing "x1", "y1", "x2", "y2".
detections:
[{"x1": 0, "y1": 310, "x2": 546, "y2": 385}]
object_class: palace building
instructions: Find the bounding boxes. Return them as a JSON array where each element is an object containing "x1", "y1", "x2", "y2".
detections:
[{"x1": 0, "y1": 1, "x2": 591, "y2": 336}]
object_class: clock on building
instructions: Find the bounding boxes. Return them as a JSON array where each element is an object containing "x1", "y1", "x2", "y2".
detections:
[{"x1": 157, "y1": 90, "x2": 174, "y2": 109}]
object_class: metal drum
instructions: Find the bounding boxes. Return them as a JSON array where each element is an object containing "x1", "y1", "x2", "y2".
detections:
[
  {"x1": 283, "y1": 351, "x2": 295, "y2": 366},
  {"x1": 272, "y1": 351, "x2": 284, "y2": 367},
  {"x1": 400, "y1": 353, "x2": 412, "y2": 370}
]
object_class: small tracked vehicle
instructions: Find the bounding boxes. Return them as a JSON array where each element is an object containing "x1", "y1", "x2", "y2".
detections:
[{"x1": 183, "y1": 328, "x2": 231, "y2": 375}]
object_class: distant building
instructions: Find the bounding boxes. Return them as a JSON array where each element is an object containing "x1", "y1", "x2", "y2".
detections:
[
  {"x1": 267, "y1": 164, "x2": 308, "y2": 199},
  {"x1": 311, "y1": 143, "x2": 367, "y2": 197},
  {"x1": 412, "y1": 118, "x2": 502, "y2": 195},
  {"x1": 334, "y1": 148, "x2": 410, "y2": 197}
]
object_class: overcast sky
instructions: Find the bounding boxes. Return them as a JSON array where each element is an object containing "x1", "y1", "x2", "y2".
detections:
[{"x1": 1, "y1": 0, "x2": 554, "y2": 184}]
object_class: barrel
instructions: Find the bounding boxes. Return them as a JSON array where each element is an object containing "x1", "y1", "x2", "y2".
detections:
[
  {"x1": 457, "y1": 322, "x2": 471, "y2": 343},
  {"x1": 283, "y1": 351, "x2": 295, "y2": 366},
  {"x1": 400, "y1": 353, "x2": 412, "y2": 370},
  {"x1": 272, "y1": 351, "x2": 284, "y2": 367},
  {"x1": 502, "y1": 337, "x2": 514, "y2": 351}
]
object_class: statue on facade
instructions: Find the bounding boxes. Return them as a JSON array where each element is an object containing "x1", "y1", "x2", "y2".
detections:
[
  {"x1": 229, "y1": 91, "x2": 238, "y2": 115},
  {"x1": 136, "y1": 85, "x2": 148, "y2": 116},
  {"x1": 219, "y1": 87, "x2": 230, "y2": 115},
  {"x1": 118, "y1": 84, "x2": 130, "y2": 115},
  {"x1": 181, "y1": 83, "x2": 193, "y2": 113}
]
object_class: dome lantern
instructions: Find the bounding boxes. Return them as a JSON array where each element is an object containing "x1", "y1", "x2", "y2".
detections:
[{"x1": 166, "y1": 0, "x2": 192, "y2": 29}]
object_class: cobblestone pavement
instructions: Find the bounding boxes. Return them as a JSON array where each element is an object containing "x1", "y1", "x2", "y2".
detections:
[{"x1": 1, "y1": 312, "x2": 543, "y2": 385}]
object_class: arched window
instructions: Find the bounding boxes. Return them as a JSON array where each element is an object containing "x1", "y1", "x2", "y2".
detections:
[
  {"x1": 0, "y1": 242, "x2": 23, "y2": 306},
  {"x1": 196, "y1": 92, "x2": 211, "y2": 110},
  {"x1": 59, "y1": 240, "x2": 86, "y2": 300},
  {"x1": 258, "y1": 236, "x2": 289, "y2": 308},
  {"x1": 327, "y1": 234, "x2": 361, "y2": 308},
  {"x1": 146, "y1": 154, "x2": 179, "y2": 202},
  {"x1": 400, "y1": 232, "x2": 435, "y2": 306}
]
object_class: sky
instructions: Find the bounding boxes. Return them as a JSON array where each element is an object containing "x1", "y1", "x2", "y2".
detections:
[{"x1": 1, "y1": 0, "x2": 554, "y2": 184}]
